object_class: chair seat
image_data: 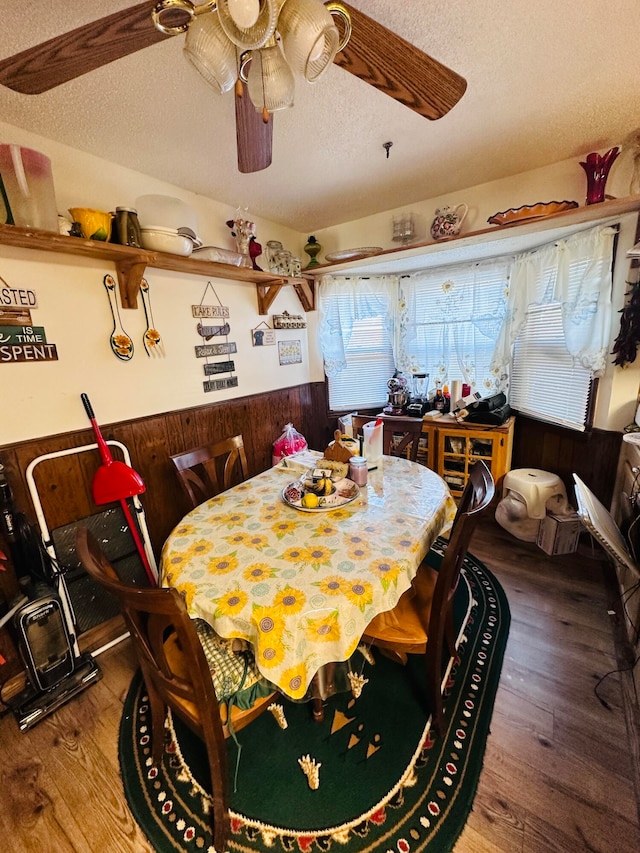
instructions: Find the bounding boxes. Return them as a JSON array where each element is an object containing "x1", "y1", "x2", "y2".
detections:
[
  {"x1": 163, "y1": 623, "x2": 276, "y2": 735},
  {"x1": 363, "y1": 562, "x2": 438, "y2": 654}
]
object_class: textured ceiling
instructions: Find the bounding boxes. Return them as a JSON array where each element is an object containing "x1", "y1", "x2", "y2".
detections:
[{"x1": 1, "y1": 1, "x2": 639, "y2": 232}]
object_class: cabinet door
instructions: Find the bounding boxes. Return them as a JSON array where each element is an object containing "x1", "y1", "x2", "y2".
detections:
[{"x1": 439, "y1": 430, "x2": 498, "y2": 495}]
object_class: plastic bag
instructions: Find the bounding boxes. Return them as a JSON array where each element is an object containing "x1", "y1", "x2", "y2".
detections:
[{"x1": 272, "y1": 422, "x2": 308, "y2": 466}]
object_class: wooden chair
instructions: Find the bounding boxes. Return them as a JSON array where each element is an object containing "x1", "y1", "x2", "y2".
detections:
[
  {"x1": 74, "y1": 526, "x2": 276, "y2": 853},
  {"x1": 351, "y1": 414, "x2": 423, "y2": 462},
  {"x1": 170, "y1": 434, "x2": 249, "y2": 508},
  {"x1": 362, "y1": 460, "x2": 495, "y2": 733}
]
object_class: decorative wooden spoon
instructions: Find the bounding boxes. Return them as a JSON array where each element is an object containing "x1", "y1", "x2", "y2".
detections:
[{"x1": 103, "y1": 274, "x2": 133, "y2": 360}]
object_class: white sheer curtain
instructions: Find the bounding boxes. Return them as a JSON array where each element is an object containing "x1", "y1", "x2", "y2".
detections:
[
  {"x1": 317, "y1": 275, "x2": 400, "y2": 376},
  {"x1": 491, "y1": 224, "x2": 617, "y2": 383},
  {"x1": 398, "y1": 260, "x2": 510, "y2": 394}
]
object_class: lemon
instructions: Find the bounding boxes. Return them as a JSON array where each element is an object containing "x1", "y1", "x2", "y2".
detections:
[{"x1": 301, "y1": 492, "x2": 319, "y2": 509}]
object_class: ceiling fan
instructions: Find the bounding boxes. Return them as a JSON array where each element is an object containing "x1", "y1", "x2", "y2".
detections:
[{"x1": 0, "y1": 1, "x2": 467, "y2": 174}]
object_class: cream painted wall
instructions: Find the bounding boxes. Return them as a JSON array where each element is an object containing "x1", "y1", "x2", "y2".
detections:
[
  {"x1": 0, "y1": 122, "x2": 310, "y2": 444},
  {"x1": 2, "y1": 119, "x2": 639, "y2": 443}
]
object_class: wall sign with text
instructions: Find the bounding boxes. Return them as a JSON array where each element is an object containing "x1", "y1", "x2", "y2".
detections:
[
  {"x1": 194, "y1": 281, "x2": 238, "y2": 393},
  {"x1": 0, "y1": 277, "x2": 58, "y2": 363}
]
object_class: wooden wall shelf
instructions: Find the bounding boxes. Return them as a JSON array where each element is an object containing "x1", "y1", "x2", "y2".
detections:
[
  {"x1": 305, "y1": 195, "x2": 640, "y2": 277},
  {"x1": 0, "y1": 223, "x2": 314, "y2": 313}
]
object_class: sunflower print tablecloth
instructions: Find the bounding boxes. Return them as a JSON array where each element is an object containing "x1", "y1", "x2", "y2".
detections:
[{"x1": 161, "y1": 454, "x2": 456, "y2": 700}]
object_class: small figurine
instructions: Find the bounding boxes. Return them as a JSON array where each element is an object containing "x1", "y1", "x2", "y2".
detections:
[
  {"x1": 226, "y1": 211, "x2": 255, "y2": 268},
  {"x1": 249, "y1": 235, "x2": 263, "y2": 270}
]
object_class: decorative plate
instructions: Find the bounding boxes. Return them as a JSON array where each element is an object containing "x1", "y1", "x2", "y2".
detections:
[
  {"x1": 282, "y1": 479, "x2": 360, "y2": 512},
  {"x1": 325, "y1": 247, "x2": 383, "y2": 263},
  {"x1": 487, "y1": 200, "x2": 579, "y2": 226}
]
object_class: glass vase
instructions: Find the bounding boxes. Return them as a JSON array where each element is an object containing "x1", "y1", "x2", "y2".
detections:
[{"x1": 579, "y1": 147, "x2": 620, "y2": 205}]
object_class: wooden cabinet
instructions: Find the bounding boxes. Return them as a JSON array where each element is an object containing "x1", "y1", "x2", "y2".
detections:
[{"x1": 420, "y1": 416, "x2": 515, "y2": 499}]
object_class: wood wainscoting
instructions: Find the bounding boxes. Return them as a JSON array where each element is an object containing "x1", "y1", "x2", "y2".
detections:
[
  {"x1": 0, "y1": 383, "x2": 333, "y2": 563},
  {"x1": 512, "y1": 415, "x2": 623, "y2": 507}
]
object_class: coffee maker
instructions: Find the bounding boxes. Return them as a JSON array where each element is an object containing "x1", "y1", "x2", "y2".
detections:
[
  {"x1": 405, "y1": 373, "x2": 430, "y2": 417},
  {"x1": 383, "y1": 376, "x2": 409, "y2": 414}
]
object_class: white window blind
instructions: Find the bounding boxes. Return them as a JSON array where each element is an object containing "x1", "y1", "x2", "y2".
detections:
[
  {"x1": 510, "y1": 303, "x2": 592, "y2": 431},
  {"x1": 327, "y1": 313, "x2": 395, "y2": 410}
]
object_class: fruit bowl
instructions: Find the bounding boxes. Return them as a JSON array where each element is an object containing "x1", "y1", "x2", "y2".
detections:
[{"x1": 68, "y1": 207, "x2": 112, "y2": 241}]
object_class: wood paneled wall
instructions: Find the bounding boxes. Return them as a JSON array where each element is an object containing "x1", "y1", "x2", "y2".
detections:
[
  {"x1": 0, "y1": 383, "x2": 332, "y2": 565},
  {"x1": 0, "y1": 390, "x2": 623, "y2": 572},
  {"x1": 512, "y1": 415, "x2": 622, "y2": 506}
]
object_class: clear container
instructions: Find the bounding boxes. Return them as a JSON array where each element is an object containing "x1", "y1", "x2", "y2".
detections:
[
  {"x1": 113, "y1": 207, "x2": 142, "y2": 247},
  {"x1": 349, "y1": 456, "x2": 368, "y2": 486},
  {"x1": 0, "y1": 144, "x2": 59, "y2": 231}
]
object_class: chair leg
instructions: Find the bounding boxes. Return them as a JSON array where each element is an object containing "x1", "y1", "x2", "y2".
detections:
[
  {"x1": 145, "y1": 682, "x2": 168, "y2": 768},
  {"x1": 211, "y1": 792, "x2": 230, "y2": 853},
  {"x1": 425, "y1": 638, "x2": 445, "y2": 735},
  {"x1": 445, "y1": 606, "x2": 457, "y2": 659}
]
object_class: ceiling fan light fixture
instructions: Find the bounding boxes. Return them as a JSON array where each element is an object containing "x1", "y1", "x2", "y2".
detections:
[
  {"x1": 184, "y1": 10, "x2": 238, "y2": 93},
  {"x1": 227, "y1": 0, "x2": 261, "y2": 29},
  {"x1": 278, "y1": 0, "x2": 347, "y2": 81},
  {"x1": 217, "y1": 0, "x2": 278, "y2": 49},
  {"x1": 247, "y1": 43, "x2": 295, "y2": 114}
]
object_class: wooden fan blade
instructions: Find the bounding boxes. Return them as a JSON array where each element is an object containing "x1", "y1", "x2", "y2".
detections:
[
  {"x1": 235, "y1": 88, "x2": 273, "y2": 173},
  {"x1": 0, "y1": 2, "x2": 171, "y2": 95},
  {"x1": 334, "y1": 3, "x2": 467, "y2": 120}
]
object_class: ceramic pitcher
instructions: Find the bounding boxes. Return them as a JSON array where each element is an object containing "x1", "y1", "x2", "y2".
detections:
[{"x1": 430, "y1": 203, "x2": 469, "y2": 240}]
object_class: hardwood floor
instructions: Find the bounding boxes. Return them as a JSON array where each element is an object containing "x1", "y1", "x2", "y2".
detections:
[{"x1": 0, "y1": 520, "x2": 638, "y2": 852}]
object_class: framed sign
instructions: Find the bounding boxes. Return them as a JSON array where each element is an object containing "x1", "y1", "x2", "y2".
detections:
[
  {"x1": 252, "y1": 323, "x2": 276, "y2": 346},
  {"x1": 278, "y1": 339, "x2": 302, "y2": 365}
]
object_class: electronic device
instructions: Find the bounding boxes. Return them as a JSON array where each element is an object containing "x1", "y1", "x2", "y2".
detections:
[{"x1": 14, "y1": 587, "x2": 75, "y2": 692}]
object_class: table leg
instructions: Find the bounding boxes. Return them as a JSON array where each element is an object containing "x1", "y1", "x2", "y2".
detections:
[{"x1": 311, "y1": 694, "x2": 324, "y2": 722}]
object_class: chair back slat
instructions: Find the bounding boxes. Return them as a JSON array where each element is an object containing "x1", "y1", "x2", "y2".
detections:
[
  {"x1": 351, "y1": 414, "x2": 423, "y2": 462},
  {"x1": 171, "y1": 434, "x2": 249, "y2": 508}
]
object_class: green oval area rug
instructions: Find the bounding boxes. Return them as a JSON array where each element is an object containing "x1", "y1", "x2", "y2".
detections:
[{"x1": 119, "y1": 543, "x2": 510, "y2": 853}]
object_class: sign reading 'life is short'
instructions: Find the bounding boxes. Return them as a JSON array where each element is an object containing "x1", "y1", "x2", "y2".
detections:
[{"x1": 203, "y1": 376, "x2": 238, "y2": 392}]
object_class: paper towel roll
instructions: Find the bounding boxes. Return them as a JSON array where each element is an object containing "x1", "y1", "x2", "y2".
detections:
[{"x1": 451, "y1": 380, "x2": 463, "y2": 406}]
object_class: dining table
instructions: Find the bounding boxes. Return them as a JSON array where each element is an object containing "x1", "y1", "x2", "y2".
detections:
[{"x1": 160, "y1": 451, "x2": 457, "y2": 704}]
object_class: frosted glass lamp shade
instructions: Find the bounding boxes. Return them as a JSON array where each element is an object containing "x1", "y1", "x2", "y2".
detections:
[
  {"x1": 227, "y1": 0, "x2": 261, "y2": 29},
  {"x1": 217, "y1": 0, "x2": 278, "y2": 50},
  {"x1": 247, "y1": 44, "x2": 295, "y2": 113},
  {"x1": 278, "y1": 0, "x2": 340, "y2": 81},
  {"x1": 184, "y1": 11, "x2": 238, "y2": 94}
]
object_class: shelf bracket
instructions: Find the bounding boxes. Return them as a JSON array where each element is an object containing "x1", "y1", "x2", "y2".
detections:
[
  {"x1": 115, "y1": 258, "x2": 148, "y2": 309},
  {"x1": 292, "y1": 278, "x2": 315, "y2": 312},
  {"x1": 256, "y1": 277, "x2": 315, "y2": 315},
  {"x1": 256, "y1": 280, "x2": 286, "y2": 315}
]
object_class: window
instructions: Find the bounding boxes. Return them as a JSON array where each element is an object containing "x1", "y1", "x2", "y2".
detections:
[
  {"x1": 319, "y1": 224, "x2": 616, "y2": 426},
  {"x1": 318, "y1": 277, "x2": 398, "y2": 411},
  {"x1": 510, "y1": 304, "x2": 593, "y2": 430},
  {"x1": 401, "y1": 260, "x2": 510, "y2": 394},
  {"x1": 493, "y1": 224, "x2": 616, "y2": 431},
  {"x1": 327, "y1": 313, "x2": 395, "y2": 410}
]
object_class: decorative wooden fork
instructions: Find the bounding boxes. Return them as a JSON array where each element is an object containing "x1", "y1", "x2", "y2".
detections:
[{"x1": 140, "y1": 278, "x2": 165, "y2": 358}]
